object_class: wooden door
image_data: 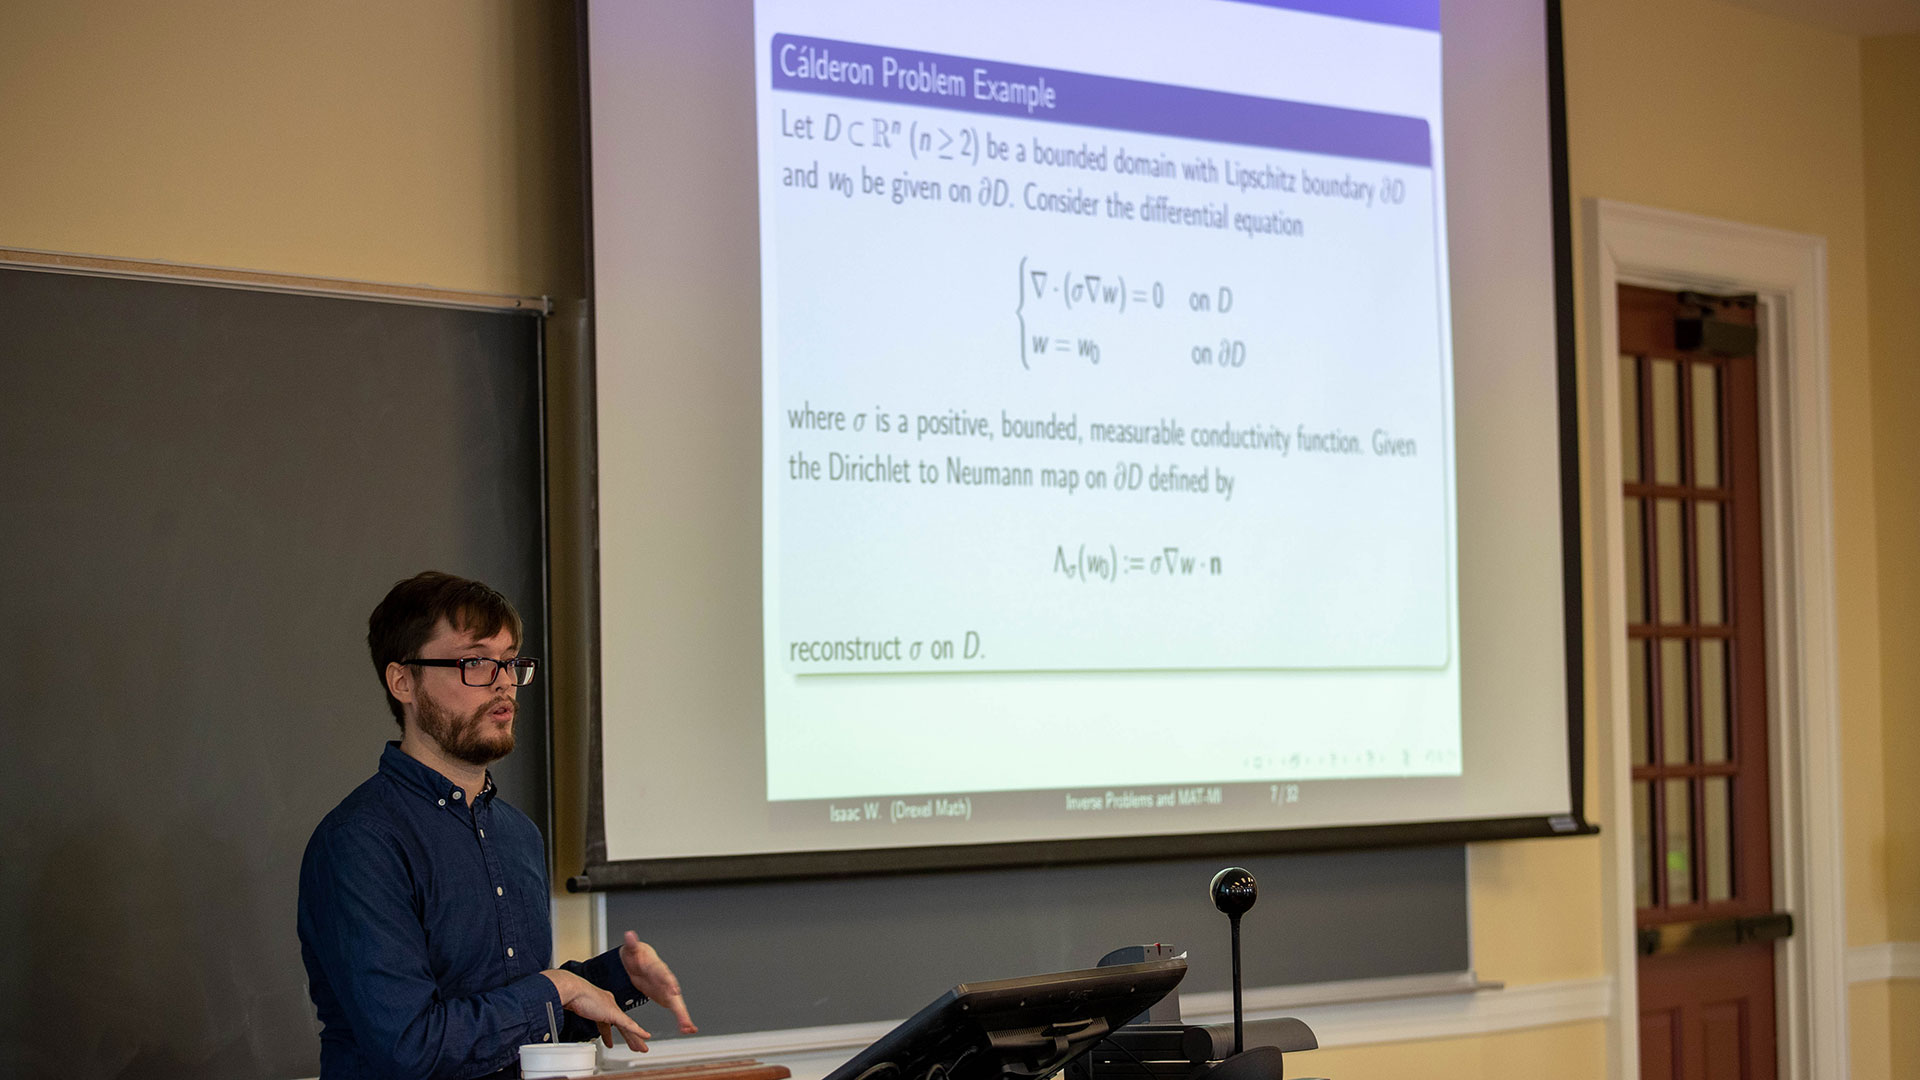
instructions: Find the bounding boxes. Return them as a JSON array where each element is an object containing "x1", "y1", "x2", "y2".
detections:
[{"x1": 1617, "y1": 285, "x2": 1783, "y2": 1080}]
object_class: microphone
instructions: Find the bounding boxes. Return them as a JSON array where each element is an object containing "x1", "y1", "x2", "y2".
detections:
[
  {"x1": 1072, "y1": 868, "x2": 1321, "y2": 1080},
  {"x1": 1209, "y1": 867, "x2": 1257, "y2": 1055}
]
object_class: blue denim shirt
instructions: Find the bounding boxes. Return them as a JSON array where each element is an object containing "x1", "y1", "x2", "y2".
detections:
[{"x1": 299, "y1": 744, "x2": 640, "y2": 1079}]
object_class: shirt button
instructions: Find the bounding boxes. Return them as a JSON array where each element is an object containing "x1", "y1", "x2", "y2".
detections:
[
  {"x1": 453, "y1": 791, "x2": 462, "y2": 800},
  {"x1": 496, "y1": 887, "x2": 504, "y2": 896},
  {"x1": 479, "y1": 828, "x2": 486, "y2": 838},
  {"x1": 437, "y1": 799, "x2": 446, "y2": 806},
  {"x1": 507, "y1": 947, "x2": 515, "y2": 958},
  {"x1": 544, "y1": 1034, "x2": 551, "y2": 1043}
]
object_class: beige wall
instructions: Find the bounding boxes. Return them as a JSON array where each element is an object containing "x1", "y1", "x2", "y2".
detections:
[
  {"x1": 1863, "y1": 32, "x2": 1920, "y2": 1079},
  {"x1": 0, "y1": 1, "x2": 1909, "y2": 1077},
  {"x1": 1851, "y1": 982, "x2": 1892, "y2": 1080},
  {"x1": 1289, "y1": 1020, "x2": 1606, "y2": 1080},
  {"x1": 1864, "y1": 31, "x2": 1920, "y2": 949},
  {"x1": 1893, "y1": 983, "x2": 1920, "y2": 1079},
  {"x1": 0, "y1": 0, "x2": 582, "y2": 298}
]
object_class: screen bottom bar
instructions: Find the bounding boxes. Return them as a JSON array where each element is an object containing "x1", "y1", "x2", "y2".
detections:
[{"x1": 568, "y1": 814, "x2": 1597, "y2": 891}]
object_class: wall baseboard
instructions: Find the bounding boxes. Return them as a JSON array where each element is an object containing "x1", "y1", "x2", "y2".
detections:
[
  {"x1": 1845, "y1": 942, "x2": 1920, "y2": 983},
  {"x1": 604, "y1": 975, "x2": 1613, "y2": 1080}
]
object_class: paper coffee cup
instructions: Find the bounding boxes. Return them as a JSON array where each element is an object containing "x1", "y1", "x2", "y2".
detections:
[{"x1": 519, "y1": 1040, "x2": 598, "y2": 1078}]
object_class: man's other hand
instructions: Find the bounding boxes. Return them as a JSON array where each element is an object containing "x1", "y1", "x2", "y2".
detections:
[
  {"x1": 619, "y1": 931, "x2": 698, "y2": 1034},
  {"x1": 543, "y1": 969, "x2": 652, "y2": 1050}
]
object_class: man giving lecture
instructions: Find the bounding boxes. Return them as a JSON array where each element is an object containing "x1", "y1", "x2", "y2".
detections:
[{"x1": 299, "y1": 571, "x2": 696, "y2": 1078}]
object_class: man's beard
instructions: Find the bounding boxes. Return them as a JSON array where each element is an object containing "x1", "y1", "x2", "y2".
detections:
[{"x1": 416, "y1": 684, "x2": 516, "y2": 767}]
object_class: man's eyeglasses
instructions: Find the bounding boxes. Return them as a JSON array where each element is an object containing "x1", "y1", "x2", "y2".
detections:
[{"x1": 404, "y1": 657, "x2": 540, "y2": 687}]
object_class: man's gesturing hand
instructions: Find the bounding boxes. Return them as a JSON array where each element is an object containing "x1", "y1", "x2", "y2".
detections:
[
  {"x1": 619, "y1": 931, "x2": 698, "y2": 1035},
  {"x1": 543, "y1": 969, "x2": 652, "y2": 1050}
]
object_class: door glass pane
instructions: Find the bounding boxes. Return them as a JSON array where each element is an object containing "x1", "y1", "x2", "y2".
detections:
[
  {"x1": 1665, "y1": 778, "x2": 1695, "y2": 905},
  {"x1": 1624, "y1": 498, "x2": 1647, "y2": 624},
  {"x1": 1692, "y1": 363, "x2": 1721, "y2": 487},
  {"x1": 1656, "y1": 499, "x2": 1686, "y2": 624},
  {"x1": 1696, "y1": 502, "x2": 1725, "y2": 625},
  {"x1": 1700, "y1": 639, "x2": 1730, "y2": 763},
  {"x1": 1629, "y1": 640, "x2": 1651, "y2": 767},
  {"x1": 1651, "y1": 358, "x2": 1681, "y2": 485},
  {"x1": 1660, "y1": 639, "x2": 1691, "y2": 765},
  {"x1": 1621, "y1": 356, "x2": 1642, "y2": 483},
  {"x1": 1704, "y1": 776, "x2": 1733, "y2": 903},
  {"x1": 1634, "y1": 780, "x2": 1654, "y2": 909}
]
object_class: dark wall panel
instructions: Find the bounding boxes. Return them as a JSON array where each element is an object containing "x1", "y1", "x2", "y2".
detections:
[
  {"x1": 604, "y1": 846, "x2": 1467, "y2": 1037},
  {"x1": 0, "y1": 268, "x2": 549, "y2": 1080}
]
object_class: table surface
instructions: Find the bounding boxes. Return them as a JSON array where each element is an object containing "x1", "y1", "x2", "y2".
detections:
[{"x1": 589, "y1": 1057, "x2": 794, "y2": 1080}]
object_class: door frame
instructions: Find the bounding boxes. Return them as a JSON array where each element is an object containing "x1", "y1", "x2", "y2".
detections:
[{"x1": 1584, "y1": 199, "x2": 1847, "y2": 1080}]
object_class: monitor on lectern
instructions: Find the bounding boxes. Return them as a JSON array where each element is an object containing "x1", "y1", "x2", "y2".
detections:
[{"x1": 826, "y1": 957, "x2": 1189, "y2": 1080}]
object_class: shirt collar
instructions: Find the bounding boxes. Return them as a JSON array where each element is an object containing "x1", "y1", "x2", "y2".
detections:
[{"x1": 379, "y1": 741, "x2": 496, "y2": 807}]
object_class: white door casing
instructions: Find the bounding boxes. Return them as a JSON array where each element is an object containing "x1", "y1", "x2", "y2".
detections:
[{"x1": 1583, "y1": 199, "x2": 1846, "y2": 1080}]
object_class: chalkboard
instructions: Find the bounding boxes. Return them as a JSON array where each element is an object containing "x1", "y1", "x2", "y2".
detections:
[
  {"x1": 0, "y1": 267, "x2": 550, "y2": 1080},
  {"x1": 603, "y1": 846, "x2": 1467, "y2": 1038}
]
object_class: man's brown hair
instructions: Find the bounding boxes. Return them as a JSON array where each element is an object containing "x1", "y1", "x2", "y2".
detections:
[{"x1": 367, "y1": 572, "x2": 524, "y2": 726}]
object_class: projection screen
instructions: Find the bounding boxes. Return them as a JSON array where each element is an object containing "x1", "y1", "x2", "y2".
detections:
[{"x1": 578, "y1": 0, "x2": 1585, "y2": 886}]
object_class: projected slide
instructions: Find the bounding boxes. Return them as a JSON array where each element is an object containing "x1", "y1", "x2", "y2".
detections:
[{"x1": 757, "y1": 0, "x2": 1458, "y2": 807}]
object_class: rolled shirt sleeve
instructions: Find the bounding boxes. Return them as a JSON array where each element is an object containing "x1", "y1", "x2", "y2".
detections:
[{"x1": 566, "y1": 946, "x2": 648, "y2": 1009}]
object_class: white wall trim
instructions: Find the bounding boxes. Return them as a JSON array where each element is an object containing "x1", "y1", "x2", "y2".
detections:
[
  {"x1": 1846, "y1": 942, "x2": 1920, "y2": 984},
  {"x1": 1258, "y1": 977, "x2": 1610, "y2": 1050},
  {"x1": 1178, "y1": 969, "x2": 1486, "y2": 1022},
  {"x1": 1583, "y1": 198, "x2": 1847, "y2": 1080},
  {"x1": 603, "y1": 977, "x2": 1613, "y2": 1080}
]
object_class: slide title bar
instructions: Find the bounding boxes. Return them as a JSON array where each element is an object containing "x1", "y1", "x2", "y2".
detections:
[
  {"x1": 1227, "y1": 0, "x2": 1440, "y2": 32},
  {"x1": 770, "y1": 34, "x2": 1432, "y2": 168}
]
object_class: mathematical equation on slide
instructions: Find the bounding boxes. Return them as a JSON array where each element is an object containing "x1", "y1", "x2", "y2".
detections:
[
  {"x1": 1016, "y1": 256, "x2": 1248, "y2": 373},
  {"x1": 1054, "y1": 543, "x2": 1224, "y2": 584},
  {"x1": 782, "y1": 108, "x2": 1201, "y2": 176},
  {"x1": 781, "y1": 108, "x2": 985, "y2": 164}
]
